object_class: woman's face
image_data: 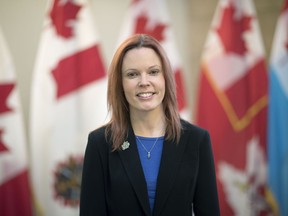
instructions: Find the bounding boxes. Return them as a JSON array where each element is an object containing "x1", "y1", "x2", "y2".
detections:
[{"x1": 121, "y1": 47, "x2": 165, "y2": 115}]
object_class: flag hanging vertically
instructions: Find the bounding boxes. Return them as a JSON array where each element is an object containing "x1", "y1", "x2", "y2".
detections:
[
  {"x1": 0, "y1": 28, "x2": 32, "y2": 216},
  {"x1": 268, "y1": 0, "x2": 288, "y2": 215},
  {"x1": 117, "y1": 0, "x2": 189, "y2": 120},
  {"x1": 30, "y1": 0, "x2": 107, "y2": 215},
  {"x1": 195, "y1": 0, "x2": 274, "y2": 215}
]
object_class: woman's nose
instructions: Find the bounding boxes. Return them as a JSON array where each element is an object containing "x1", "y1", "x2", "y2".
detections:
[{"x1": 138, "y1": 74, "x2": 150, "y2": 87}]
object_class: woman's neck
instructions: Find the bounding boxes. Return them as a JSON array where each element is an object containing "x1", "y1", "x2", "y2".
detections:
[{"x1": 130, "y1": 111, "x2": 166, "y2": 137}]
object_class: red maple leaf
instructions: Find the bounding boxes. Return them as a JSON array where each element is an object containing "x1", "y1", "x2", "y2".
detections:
[
  {"x1": 0, "y1": 83, "x2": 14, "y2": 153},
  {"x1": 134, "y1": 14, "x2": 167, "y2": 42},
  {"x1": 0, "y1": 83, "x2": 14, "y2": 114},
  {"x1": 216, "y1": 3, "x2": 253, "y2": 55},
  {"x1": 49, "y1": 0, "x2": 82, "y2": 39},
  {"x1": 283, "y1": 1, "x2": 288, "y2": 52},
  {"x1": 132, "y1": 0, "x2": 141, "y2": 4},
  {"x1": 283, "y1": 0, "x2": 288, "y2": 12},
  {"x1": 0, "y1": 129, "x2": 9, "y2": 152}
]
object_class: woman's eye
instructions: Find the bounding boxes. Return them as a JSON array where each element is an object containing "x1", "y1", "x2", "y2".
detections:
[
  {"x1": 149, "y1": 69, "x2": 159, "y2": 75},
  {"x1": 127, "y1": 72, "x2": 138, "y2": 78}
]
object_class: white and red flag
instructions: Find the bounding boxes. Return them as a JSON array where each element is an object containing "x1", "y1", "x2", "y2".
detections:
[
  {"x1": 117, "y1": 0, "x2": 189, "y2": 120},
  {"x1": 30, "y1": 0, "x2": 107, "y2": 215},
  {"x1": 195, "y1": 0, "x2": 275, "y2": 215},
  {"x1": 0, "y1": 27, "x2": 32, "y2": 215}
]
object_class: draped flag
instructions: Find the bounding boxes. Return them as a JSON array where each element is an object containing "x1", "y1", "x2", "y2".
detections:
[
  {"x1": 117, "y1": 0, "x2": 189, "y2": 120},
  {"x1": 268, "y1": 0, "x2": 288, "y2": 215},
  {"x1": 0, "y1": 28, "x2": 32, "y2": 216},
  {"x1": 195, "y1": 0, "x2": 275, "y2": 215},
  {"x1": 30, "y1": 0, "x2": 107, "y2": 215}
]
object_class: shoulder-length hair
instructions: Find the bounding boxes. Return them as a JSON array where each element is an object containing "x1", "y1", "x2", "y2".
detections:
[{"x1": 106, "y1": 34, "x2": 181, "y2": 151}]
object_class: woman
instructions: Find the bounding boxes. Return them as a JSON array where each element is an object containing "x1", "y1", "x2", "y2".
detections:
[{"x1": 80, "y1": 34, "x2": 220, "y2": 216}]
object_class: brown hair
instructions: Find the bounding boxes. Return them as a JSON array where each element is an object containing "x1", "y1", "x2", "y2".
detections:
[{"x1": 106, "y1": 34, "x2": 181, "y2": 151}]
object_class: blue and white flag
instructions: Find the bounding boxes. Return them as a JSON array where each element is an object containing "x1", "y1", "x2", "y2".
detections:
[{"x1": 268, "y1": 1, "x2": 288, "y2": 215}]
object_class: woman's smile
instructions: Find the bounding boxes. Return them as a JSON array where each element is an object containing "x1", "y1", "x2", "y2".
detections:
[
  {"x1": 136, "y1": 92, "x2": 156, "y2": 99},
  {"x1": 122, "y1": 47, "x2": 165, "y2": 113}
]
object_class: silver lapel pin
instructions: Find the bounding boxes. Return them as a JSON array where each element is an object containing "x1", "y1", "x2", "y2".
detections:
[{"x1": 121, "y1": 141, "x2": 130, "y2": 150}]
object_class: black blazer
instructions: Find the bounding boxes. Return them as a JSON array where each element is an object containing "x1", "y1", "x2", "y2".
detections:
[{"x1": 80, "y1": 120, "x2": 220, "y2": 216}]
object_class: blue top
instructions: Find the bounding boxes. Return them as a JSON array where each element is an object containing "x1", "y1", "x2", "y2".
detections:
[{"x1": 135, "y1": 136, "x2": 164, "y2": 212}]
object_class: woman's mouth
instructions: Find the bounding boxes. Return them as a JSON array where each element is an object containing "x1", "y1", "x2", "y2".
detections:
[{"x1": 136, "y1": 92, "x2": 155, "y2": 99}]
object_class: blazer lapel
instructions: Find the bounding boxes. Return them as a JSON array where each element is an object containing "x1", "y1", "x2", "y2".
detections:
[
  {"x1": 117, "y1": 128, "x2": 151, "y2": 216},
  {"x1": 153, "y1": 138, "x2": 186, "y2": 216}
]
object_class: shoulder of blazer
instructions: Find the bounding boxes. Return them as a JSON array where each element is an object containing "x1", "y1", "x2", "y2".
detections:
[
  {"x1": 89, "y1": 125, "x2": 107, "y2": 139},
  {"x1": 87, "y1": 125, "x2": 111, "y2": 152},
  {"x1": 180, "y1": 118, "x2": 208, "y2": 137}
]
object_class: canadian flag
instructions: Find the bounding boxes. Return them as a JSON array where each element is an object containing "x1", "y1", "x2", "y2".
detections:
[
  {"x1": 195, "y1": 0, "x2": 275, "y2": 215},
  {"x1": 117, "y1": 0, "x2": 189, "y2": 120},
  {"x1": 30, "y1": 0, "x2": 107, "y2": 215},
  {"x1": 0, "y1": 28, "x2": 32, "y2": 215}
]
